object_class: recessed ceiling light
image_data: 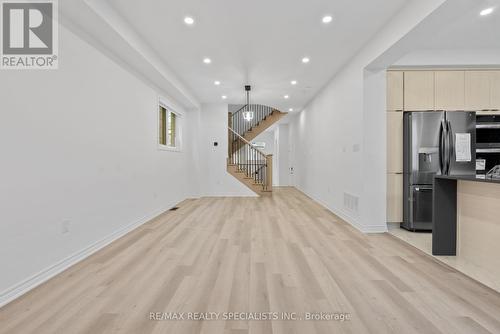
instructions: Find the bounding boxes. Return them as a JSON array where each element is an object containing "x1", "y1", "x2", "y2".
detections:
[
  {"x1": 284, "y1": 95, "x2": 289, "y2": 99},
  {"x1": 302, "y1": 57, "x2": 310, "y2": 64},
  {"x1": 322, "y1": 15, "x2": 333, "y2": 23},
  {"x1": 214, "y1": 80, "x2": 221, "y2": 85},
  {"x1": 291, "y1": 80, "x2": 297, "y2": 85},
  {"x1": 184, "y1": 16, "x2": 195, "y2": 25},
  {"x1": 203, "y1": 58, "x2": 211, "y2": 64},
  {"x1": 289, "y1": 108, "x2": 294, "y2": 112},
  {"x1": 221, "y1": 95, "x2": 227, "y2": 100},
  {"x1": 480, "y1": 7, "x2": 494, "y2": 16}
]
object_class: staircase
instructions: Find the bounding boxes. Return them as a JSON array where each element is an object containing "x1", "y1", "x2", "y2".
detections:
[{"x1": 227, "y1": 104, "x2": 287, "y2": 195}]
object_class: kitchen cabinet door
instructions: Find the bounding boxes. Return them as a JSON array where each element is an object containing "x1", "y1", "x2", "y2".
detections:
[
  {"x1": 404, "y1": 71, "x2": 435, "y2": 111},
  {"x1": 435, "y1": 71, "x2": 465, "y2": 110},
  {"x1": 491, "y1": 71, "x2": 500, "y2": 111},
  {"x1": 387, "y1": 173, "x2": 403, "y2": 223},
  {"x1": 387, "y1": 71, "x2": 404, "y2": 111},
  {"x1": 387, "y1": 112, "x2": 403, "y2": 173},
  {"x1": 465, "y1": 71, "x2": 490, "y2": 111}
]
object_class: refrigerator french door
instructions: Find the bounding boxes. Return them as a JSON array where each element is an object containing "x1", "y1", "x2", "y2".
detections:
[
  {"x1": 444, "y1": 112, "x2": 476, "y2": 175},
  {"x1": 402, "y1": 111, "x2": 475, "y2": 231}
]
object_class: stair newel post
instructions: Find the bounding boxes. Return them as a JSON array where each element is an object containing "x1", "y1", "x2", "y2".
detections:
[
  {"x1": 246, "y1": 144, "x2": 249, "y2": 177},
  {"x1": 250, "y1": 146, "x2": 253, "y2": 180},
  {"x1": 228, "y1": 112, "x2": 232, "y2": 159},
  {"x1": 250, "y1": 145, "x2": 252, "y2": 178},
  {"x1": 253, "y1": 147, "x2": 256, "y2": 183},
  {"x1": 266, "y1": 154, "x2": 273, "y2": 192}
]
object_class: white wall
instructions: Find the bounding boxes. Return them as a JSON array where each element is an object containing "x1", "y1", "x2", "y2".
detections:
[
  {"x1": 289, "y1": 0, "x2": 446, "y2": 233},
  {"x1": 197, "y1": 104, "x2": 257, "y2": 197},
  {"x1": 273, "y1": 124, "x2": 291, "y2": 186},
  {"x1": 0, "y1": 24, "x2": 199, "y2": 304},
  {"x1": 273, "y1": 130, "x2": 280, "y2": 186},
  {"x1": 252, "y1": 126, "x2": 291, "y2": 187},
  {"x1": 252, "y1": 131, "x2": 274, "y2": 156}
]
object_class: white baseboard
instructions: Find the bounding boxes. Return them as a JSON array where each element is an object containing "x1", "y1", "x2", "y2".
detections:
[
  {"x1": 362, "y1": 224, "x2": 388, "y2": 233},
  {"x1": 295, "y1": 187, "x2": 387, "y2": 234},
  {"x1": 0, "y1": 203, "x2": 177, "y2": 308}
]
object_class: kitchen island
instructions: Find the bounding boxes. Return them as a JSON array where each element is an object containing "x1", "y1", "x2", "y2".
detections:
[
  {"x1": 433, "y1": 175, "x2": 500, "y2": 255},
  {"x1": 433, "y1": 175, "x2": 500, "y2": 254},
  {"x1": 432, "y1": 174, "x2": 500, "y2": 291}
]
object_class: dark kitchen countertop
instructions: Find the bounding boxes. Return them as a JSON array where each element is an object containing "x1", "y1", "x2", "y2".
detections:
[{"x1": 435, "y1": 174, "x2": 500, "y2": 184}]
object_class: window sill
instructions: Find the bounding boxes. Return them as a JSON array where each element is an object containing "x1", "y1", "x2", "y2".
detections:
[{"x1": 157, "y1": 145, "x2": 182, "y2": 152}]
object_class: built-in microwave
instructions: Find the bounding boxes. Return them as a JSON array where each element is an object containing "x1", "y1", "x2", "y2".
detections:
[{"x1": 476, "y1": 115, "x2": 500, "y2": 174}]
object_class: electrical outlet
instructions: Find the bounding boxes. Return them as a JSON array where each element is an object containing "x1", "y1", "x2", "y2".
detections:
[{"x1": 61, "y1": 220, "x2": 70, "y2": 234}]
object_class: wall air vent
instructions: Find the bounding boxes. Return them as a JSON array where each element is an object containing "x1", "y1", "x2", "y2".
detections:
[{"x1": 343, "y1": 192, "x2": 359, "y2": 215}]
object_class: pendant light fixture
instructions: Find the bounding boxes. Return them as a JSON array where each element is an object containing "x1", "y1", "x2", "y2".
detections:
[{"x1": 242, "y1": 85, "x2": 254, "y2": 122}]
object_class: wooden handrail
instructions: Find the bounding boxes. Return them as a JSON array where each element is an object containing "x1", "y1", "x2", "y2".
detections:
[
  {"x1": 227, "y1": 127, "x2": 267, "y2": 156},
  {"x1": 228, "y1": 125, "x2": 272, "y2": 191},
  {"x1": 230, "y1": 104, "x2": 282, "y2": 118}
]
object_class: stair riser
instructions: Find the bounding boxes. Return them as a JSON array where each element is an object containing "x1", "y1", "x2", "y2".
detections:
[{"x1": 227, "y1": 168, "x2": 266, "y2": 193}]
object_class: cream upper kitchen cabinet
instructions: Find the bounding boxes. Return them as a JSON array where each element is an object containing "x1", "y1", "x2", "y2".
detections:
[
  {"x1": 387, "y1": 173, "x2": 403, "y2": 223},
  {"x1": 435, "y1": 71, "x2": 465, "y2": 111},
  {"x1": 491, "y1": 71, "x2": 500, "y2": 111},
  {"x1": 404, "y1": 71, "x2": 434, "y2": 111},
  {"x1": 387, "y1": 71, "x2": 404, "y2": 111},
  {"x1": 387, "y1": 112, "x2": 403, "y2": 173},
  {"x1": 465, "y1": 71, "x2": 490, "y2": 111}
]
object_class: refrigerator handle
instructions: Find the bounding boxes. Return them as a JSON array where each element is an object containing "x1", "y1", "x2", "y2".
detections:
[
  {"x1": 446, "y1": 120, "x2": 453, "y2": 175},
  {"x1": 439, "y1": 120, "x2": 446, "y2": 174}
]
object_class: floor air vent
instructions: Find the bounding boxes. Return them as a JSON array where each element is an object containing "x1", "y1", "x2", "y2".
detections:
[{"x1": 169, "y1": 207, "x2": 179, "y2": 211}]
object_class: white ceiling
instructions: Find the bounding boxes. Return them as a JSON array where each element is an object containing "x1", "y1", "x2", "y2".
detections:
[
  {"x1": 64, "y1": 0, "x2": 411, "y2": 111},
  {"x1": 422, "y1": 0, "x2": 500, "y2": 50},
  {"x1": 369, "y1": 0, "x2": 500, "y2": 69}
]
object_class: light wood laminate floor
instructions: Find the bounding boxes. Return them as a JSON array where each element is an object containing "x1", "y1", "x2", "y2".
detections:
[
  {"x1": 1, "y1": 187, "x2": 500, "y2": 334},
  {"x1": 388, "y1": 224, "x2": 500, "y2": 293}
]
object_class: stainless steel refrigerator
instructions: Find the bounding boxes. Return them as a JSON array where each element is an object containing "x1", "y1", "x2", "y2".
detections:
[{"x1": 402, "y1": 111, "x2": 476, "y2": 231}]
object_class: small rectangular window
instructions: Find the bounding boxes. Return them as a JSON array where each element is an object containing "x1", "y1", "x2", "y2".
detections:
[
  {"x1": 159, "y1": 104, "x2": 180, "y2": 150},
  {"x1": 159, "y1": 106, "x2": 167, "y2": 145},
  {"x1": 167, "y1": 111, "x2": 176, "y2": 147}
]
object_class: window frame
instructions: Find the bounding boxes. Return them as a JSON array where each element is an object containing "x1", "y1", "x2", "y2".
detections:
[{"x1": 158, "y1": 99, "x2": 182, "y2": 152}]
